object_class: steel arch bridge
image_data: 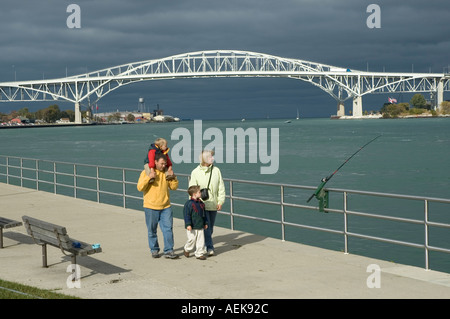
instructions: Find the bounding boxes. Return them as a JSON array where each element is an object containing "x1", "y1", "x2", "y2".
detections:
[{"x1": 1, "y1": 50, "x2": 449, "y2": 122}]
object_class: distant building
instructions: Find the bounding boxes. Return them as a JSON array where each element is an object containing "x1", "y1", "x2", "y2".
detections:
[
  {"x1": 142, "y1": 113, "x2": 153, "y2": 120},
  {"x1": 93, "y1": 106, "x2": 179, "y2": 123},
  {"x1": 10, "y1": 118, "x2": 22, "y2": 124},
  {"x1": 153, "y1": 104, "x2": 163, "y2": 116},
  {"x1": 57, "y1": 118, "x2": 70, "y2": 123}
]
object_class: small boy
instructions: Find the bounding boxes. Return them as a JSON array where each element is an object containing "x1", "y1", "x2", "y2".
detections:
[
  {"x1": 144, "y1": 138, "x2": 175, "y2": 183},
  {"x1": 183, "y1": 185, "x2": 208, "y2": 260}
]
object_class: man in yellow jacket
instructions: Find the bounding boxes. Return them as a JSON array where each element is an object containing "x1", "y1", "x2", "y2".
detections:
[{"x1": 137, "y1": 152, "x2": 179, "y2": 259}]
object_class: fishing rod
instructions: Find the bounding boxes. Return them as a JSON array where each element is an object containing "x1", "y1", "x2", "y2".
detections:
[{"x1": 307, "y1": 134, "x2": 382, "y2": 203}]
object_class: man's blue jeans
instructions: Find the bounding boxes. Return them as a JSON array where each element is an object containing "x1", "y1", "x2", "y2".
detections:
[{"x1": 144, "y1": 207, "x2": 174, "y2": 254}]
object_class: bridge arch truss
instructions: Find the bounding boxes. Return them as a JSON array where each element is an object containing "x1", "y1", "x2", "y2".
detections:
[{"x1": 1, "y1": 50, "x2": 448, "y2": 121}]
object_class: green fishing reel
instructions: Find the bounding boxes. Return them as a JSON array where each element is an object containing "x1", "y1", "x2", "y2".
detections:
[
  {"x1": 307, "y1": 178, "x2": 329, "y2": 213},
  {"x1": 316, "y1": 187, "x2": 329, "y2": 213}
]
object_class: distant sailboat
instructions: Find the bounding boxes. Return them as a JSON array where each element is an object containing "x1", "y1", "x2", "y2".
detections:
[{"x1": 296, "y1": 108, "x2": 300, "y2": 120}]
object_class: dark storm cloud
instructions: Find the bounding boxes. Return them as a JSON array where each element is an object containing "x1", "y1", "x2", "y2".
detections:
[{"x1": 1, "y1": 0, "x2": 449, "y2": 117}]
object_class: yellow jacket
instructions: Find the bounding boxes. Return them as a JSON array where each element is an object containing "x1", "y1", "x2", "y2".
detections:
[{"x1": 137, "y1": 169, "x2": 179, "y2": 210}]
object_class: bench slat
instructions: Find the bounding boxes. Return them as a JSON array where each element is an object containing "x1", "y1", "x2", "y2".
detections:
[
  {"x1": 67, "y1": 239, "x2": 102, "y2": 256},
  {"x1": 25, "y1": 223, "x2": 71, "y2": 242},
  {"x1": 26, "y1": 227, "x2": 73, "y2": 250},
  {"x1": 28, "y1": 233, "x2": 67, "y2": 249},
  {"x1": 0, "y1": 217, "x2": 23, "y2": 229},
  {"x1": 22, "y1": 216, "x2": 67, "y2": 235}
]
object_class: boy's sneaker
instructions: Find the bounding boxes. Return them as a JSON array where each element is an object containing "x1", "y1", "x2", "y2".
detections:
[
  {"x1": 164, "y1": 251, "x2": 179, "y2": 259},
  {"x1": 196, "y1": 255, "x2": 206, "y2": 260},
  {"x1": 166, "y1": 175, "x2": 176, "y2": 181},
  {"x1": 184, "y1": 250, "x2": 190, "y2": 258}
]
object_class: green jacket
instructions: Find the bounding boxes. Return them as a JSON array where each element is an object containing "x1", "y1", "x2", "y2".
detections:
[{"x1": 189, "y1": 164, "x2": 226, "y2": 211}]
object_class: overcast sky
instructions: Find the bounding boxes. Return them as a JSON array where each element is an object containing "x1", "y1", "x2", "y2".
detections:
[{"x1": 1, "y1": 0, "x2": 449, "y2": 118}]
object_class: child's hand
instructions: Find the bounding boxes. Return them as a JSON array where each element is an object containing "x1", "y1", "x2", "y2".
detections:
[
  {"x1": 187, "y1": 226, "x2": 192, "y2": 231},
  {"x1": 204, "y1": 225, "x2": 208, "y2": 230}
]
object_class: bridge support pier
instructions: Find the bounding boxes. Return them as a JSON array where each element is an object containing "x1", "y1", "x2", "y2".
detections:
[
  {"x1": 75, "y1": 102, "x2": 82, "y2": 124},
  {"x1": 437, "y1": 80, "x2": 444, "y2": 111},
  {"x1": 352, "y1": 96, "x2": 363, "y2": 117},
  {"x1": 337, "y1": 101, "x2": 345, "y2": 117}
]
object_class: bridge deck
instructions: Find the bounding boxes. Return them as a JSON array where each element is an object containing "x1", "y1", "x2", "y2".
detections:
[{"x1": 1, "y1": 182, "x2": 449, "y2": 300}]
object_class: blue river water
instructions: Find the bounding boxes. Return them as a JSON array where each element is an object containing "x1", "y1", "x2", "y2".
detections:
[{"x1": 1, "y1": 117, "x2": 449, "y2": 272}]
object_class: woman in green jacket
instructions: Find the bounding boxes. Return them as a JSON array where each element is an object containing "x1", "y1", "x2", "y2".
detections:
[{"x1": 189, "y1": 150, "x2": 226, "y2": 256}]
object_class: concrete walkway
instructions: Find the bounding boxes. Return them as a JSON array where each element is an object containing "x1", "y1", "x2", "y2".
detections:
[{"x1": 1, "y1": 182, "x2": 449, "y2": 299}]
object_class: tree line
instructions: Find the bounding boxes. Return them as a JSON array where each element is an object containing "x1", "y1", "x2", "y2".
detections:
[
  {"x1": 380, "y1": 94, "x2": 450, "y2": 118},
  {"x1": 0, "y1": 105, "x2": 78, "y2": 123}
]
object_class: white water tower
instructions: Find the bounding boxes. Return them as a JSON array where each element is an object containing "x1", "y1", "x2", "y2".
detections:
[{"x1": 138, "y1": 97, "x2": 145, "y2": 113}]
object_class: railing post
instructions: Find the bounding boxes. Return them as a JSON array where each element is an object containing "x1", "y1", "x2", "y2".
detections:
[
  {"x1": 6, "y1": 157, "x2": 9, "y2": 184},
  {"x1": 53, "y1": 162, "x2": 57, "y2": 194},
  {"x1": 230, "y1": 180, "x2": 234, "y2": 231},
  {"x1": 20, "y1": 158, "x2": 23, "y2": 187},
  {"x1": 424, "y1": 199, "x2": 430, "y2": 270},
  {"x1": 73, "y1": 164, "x2": 77, "y2": 198},
  {"x1": 344, "y1": 191, "x2": 349, "y2": 254},
  {"x1": 281, "y1": 185, "x2": 285, "y2": 242},
  {"x1": 35, "y1": 159, "x2": 39, "y2": 191},
  {"x1": 122, "y1": 168, "x2": 126, "y2": 208},
  {"x1": 96, "y1": 166, "x2": 100, "y2": 203}
]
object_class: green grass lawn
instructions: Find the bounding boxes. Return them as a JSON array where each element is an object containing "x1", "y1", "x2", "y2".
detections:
[{"x1": 0, "y1": 279, "x2": 79, "y2": 299}]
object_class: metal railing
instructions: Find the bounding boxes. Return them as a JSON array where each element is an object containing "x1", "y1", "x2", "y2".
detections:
[{"x1": 1, "y1": 155, "x2": 449, "y2": 271}]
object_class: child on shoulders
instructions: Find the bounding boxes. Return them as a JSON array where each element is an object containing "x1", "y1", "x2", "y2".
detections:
[{"x1": 144, "y1": 137, "x2": 175, "y2": 183}]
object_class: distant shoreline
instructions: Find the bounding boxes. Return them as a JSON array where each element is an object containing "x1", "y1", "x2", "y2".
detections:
[
  {"x1": 2, "y1": 115, "x2": 450, "y2": 129},
  {"x1": 0, "y1": 122, "x2": 97, "y2": 129},
  {"x1": 0, "y1": 121, "x2": 187, "y2": 129},
  {"x1": 335, "y1": 114, "x2": 450, "y2": 120}
]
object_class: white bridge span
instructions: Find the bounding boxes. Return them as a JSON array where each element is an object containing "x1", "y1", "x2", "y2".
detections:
[{"x1": 1, "y1": 50, "x2": 449, "y2": 123}]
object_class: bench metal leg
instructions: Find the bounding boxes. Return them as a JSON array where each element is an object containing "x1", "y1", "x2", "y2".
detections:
[
  {"x1": 71, "y1": 256, "x2": 78, "y2": 283},
  {"x1": 69, "y1": 256, "x2": 79, "y2": 284},
  {"x1": 42, "y1": 244, "x2": 48, "y2": 268}
]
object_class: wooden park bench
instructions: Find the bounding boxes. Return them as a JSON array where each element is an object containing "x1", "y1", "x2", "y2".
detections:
[
  {"x1": 22, "y1": 215, "x2": 102, "y2": 268},
  {"x1": 0, "y1": 217, "x2": 23, "y2": 248}
]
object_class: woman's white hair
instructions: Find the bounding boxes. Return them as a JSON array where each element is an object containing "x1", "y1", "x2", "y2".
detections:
[{"x1": 199, "y1": 149, "x2": 215, "y2": 165}]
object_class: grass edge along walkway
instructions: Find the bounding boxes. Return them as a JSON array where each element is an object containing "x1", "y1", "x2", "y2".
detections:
[{"x1": 0, "y1": 278, "x2": 79, "y2": 299}]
